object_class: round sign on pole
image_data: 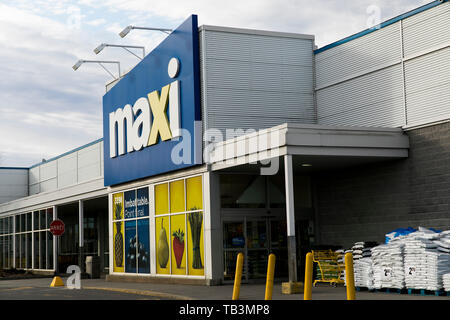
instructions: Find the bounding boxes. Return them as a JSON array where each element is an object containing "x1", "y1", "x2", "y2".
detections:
[{"x1": 50, "y1": 219, "x2": 65, "y2": 236}]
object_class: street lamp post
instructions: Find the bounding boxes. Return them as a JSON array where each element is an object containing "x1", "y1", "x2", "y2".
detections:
[
  {"x1": 72, "y1": 59, "x2": 121, "y2": 79},
  {"x1": 119, "y1": 25, "x2": 173, "y2": 38},
  {"x1": 94, "y1": 43, "x2": 146, "y2": 60}
]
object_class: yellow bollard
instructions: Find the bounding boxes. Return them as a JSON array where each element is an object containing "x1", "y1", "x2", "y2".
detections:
[
  {"x1": 232, "y1": 252, "x2": 244, "y2": 300},
  {"x1": 345, "y1": 252, "x2": 356, "y2": 300},
  {"x1": 304, "y1": 252, "x2": 313, "y2": 300},
  {"x1": 265, "y1": 253, "x2": 276, "y2": 300}
]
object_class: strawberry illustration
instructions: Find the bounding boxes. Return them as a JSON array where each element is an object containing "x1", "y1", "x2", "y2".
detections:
[{"x1": 172, "y1": 229, "x2": 185, "y2": 268}]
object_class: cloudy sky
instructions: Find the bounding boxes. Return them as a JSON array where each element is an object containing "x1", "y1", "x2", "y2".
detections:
[{"x1": 0, "y1": 0, "x2": 431, "y2": 167}]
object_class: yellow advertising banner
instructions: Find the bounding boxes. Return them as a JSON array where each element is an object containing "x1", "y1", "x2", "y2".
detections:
[
  {"x1": 170, "y1": 180, "x2": 185, "y2": 213},
  {"x1": 155, "y1": 183, "x2": 168, "y2": 215},
  {"x1": 153, "y1": 176, "x2": 204, "y2": 276},
  {"x1": 112, "y1": 193, "x2": 124, "y2": 273},
  {"x1": 187, "y1": 211, "x2": 204, "y2": 275},
  {"x1": 171, "y1": 214, "x2": 186, "y2": 275},
  {"x1": 186, "y1": 176, "x2": 203, "y2": 210},
  {"x1": 156, "y1": 216, "x2": 170, "y2": 274}
]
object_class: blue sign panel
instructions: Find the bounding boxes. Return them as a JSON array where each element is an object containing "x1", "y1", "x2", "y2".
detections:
[
  {"x1": 124, "y1": 190, "x2": 136, "y2": 219},
  {"x1": 103, "y1": 15, "x2": 202, "y2": 186}
]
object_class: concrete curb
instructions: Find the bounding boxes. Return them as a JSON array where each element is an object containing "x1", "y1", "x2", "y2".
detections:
[{"x1": 83, "y1": 286, "x2": 194, "y2": 300}]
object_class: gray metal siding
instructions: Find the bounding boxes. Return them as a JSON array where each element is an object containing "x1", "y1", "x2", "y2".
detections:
[
  {"x1": 200, "y1": 27, "x2": 315, "y2": 137},
  {"x1": 0, "y1": 169, "x2": 28, "y2": 204},
  {"x1": 29, "y1": 140, "x2": 103, "y2": 195},
  {"x1": 315, "y1": 1, "x2": 450, "y2": 128},
  {"x1": 402, "y1": 2, "x2": 450, "y2": 57},
  {"x1": 315, "y1": 22, "x2": 401, "y2": 90},
  {"x1": 405, "y1": 46, "x2": 450, "y2": 126},
  {"x1": 316, "y1": 64, "x2": 405, "y2": 127}
]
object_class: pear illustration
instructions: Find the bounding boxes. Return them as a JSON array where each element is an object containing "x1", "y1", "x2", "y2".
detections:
[{"x1": 158, "y1": 218, "x2": 169, "y2": 268}]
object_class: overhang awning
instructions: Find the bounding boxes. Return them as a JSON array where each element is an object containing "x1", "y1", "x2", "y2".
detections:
[{"x1": 206, "y1": 123, "x2": 409, "y2": 172}]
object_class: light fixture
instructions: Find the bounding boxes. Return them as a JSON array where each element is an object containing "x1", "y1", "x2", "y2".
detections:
[
  {"x1": 301, "y1": 163, "x2": 313, "y2": 167},
  {"x1": 94, "y1": 43, "x2": 146, "y2": 60},
  {"x1": 72, "y1": 59, "x2": 121, "y2": 80},
  {"x1": 119, "y1": 25, "x2": 173, "y2": 38}
]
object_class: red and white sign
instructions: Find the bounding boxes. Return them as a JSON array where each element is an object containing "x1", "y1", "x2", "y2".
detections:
[{"x1": 50, "y1": 219, "x2": 65, "y2": 236}]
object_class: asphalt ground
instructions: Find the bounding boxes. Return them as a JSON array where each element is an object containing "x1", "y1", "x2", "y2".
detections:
[
  {"x1": 0, "y1": 278, "x2": 448, "y2": 319},
  {"x1": 0, "y1": 277, "x2": 449, "y2": 300}
]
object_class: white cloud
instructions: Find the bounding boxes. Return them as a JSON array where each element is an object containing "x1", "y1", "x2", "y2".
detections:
[
  {"x1": 86, "y1": 18, "x2": 106, "y2": 26},
  {"x1": 0, "y1": 0, "x2": 434, "y2": 167}
]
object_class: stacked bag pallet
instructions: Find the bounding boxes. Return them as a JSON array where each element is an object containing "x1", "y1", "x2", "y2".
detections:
[
  {"x1": 354, "y1": 257, "x2": 374, "y2": 289},
  {"x1": 443, "y1": 273, "x2": 450, "y2": 292},
  {"x1": 335, "y1": 249, "x2": 345, "y2": 282},
  {"x1": 349, "y1": 227, "x2": 450, "y2": 293},
  {"x1": 343, "y1": 242, "x2": 378, "y2": 288},
  {"x1": 371, "y1": 240, "x2": 405, "y2": 289},
  {"x1": 402, "y1": 227, "x2": 450, "y2": 292},
  {"x1": 352, "y1": 241, "x2": 378, "y2": 289}
]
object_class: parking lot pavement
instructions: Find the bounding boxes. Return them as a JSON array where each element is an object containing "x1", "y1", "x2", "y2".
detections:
[
  {"x1": 0, "y1": 277, "x2": 449, "y2": 300},
  {"x1": 0, "y1": 286, "x2": 163, "y2": 300}
]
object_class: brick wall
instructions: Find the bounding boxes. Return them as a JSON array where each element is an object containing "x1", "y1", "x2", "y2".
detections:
[{"x1": 314, "y1": 121, "x2": 450, "y2": 249}]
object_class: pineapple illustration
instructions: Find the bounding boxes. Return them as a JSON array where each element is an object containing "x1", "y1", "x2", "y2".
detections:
[{"x1": 114, "y1": 202, "x2": 124, "y2": 267}]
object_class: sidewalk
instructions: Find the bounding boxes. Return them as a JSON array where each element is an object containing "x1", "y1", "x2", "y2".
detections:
[{"x1": 1, "y1": 277, "x2": 449, "y2": 300}]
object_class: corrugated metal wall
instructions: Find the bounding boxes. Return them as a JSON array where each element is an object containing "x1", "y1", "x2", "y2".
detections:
[
  {"x1": 29, "y1": 140, "x2": 103, "y2": 195},
  {"x1": 315, "y1": 1, "x2": 450, "y2": 128},
  {"x1": 200, "y1": 26, "x2": 315, "y2": 138},
  {"x1": 0, "y1": 169, "x2": 28, "y2": 204}
]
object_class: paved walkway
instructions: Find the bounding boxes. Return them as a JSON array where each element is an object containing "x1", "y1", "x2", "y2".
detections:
[{"x1": 1, "y1": 277, "x2": 449, "y2": 300}]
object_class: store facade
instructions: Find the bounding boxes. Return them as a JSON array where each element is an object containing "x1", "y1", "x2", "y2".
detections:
[{"x1": 0, "y1": 1, "x2": 449, "y2": 285}]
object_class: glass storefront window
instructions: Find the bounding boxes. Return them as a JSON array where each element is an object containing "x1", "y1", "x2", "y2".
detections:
[
  {"x1": 34, "y1": 232, "x2": 39, "y2": 269},
  {"x1": 223, "y1": 222, "x2": 245, "y2": 249},
  {"x1": 34, "y1": 211, "x2": 39, "y2": 230},
  {"x1": 46, "y1": 208, "x2": 53, "y2": 228},
  {"x1": 220, "y1": 175, "x2": 266, "y2": 208},
  {"x1": 27, "y1": 233, "x2": 32, "y2": 269},
  {"x1": 40, "y1": 231, "x2": 46, "y2": 269},
  {"x1": 246, "y1": 221, "x2": 267, "y2": 249},
  {"x1": 20, "y1": 214, "x2": 25, "y2": 233},
  {"x1": 15, "y1": 234, "x2": 20, "y2": 268},
  {"x1": 3, "y1": 208, "x2": 55, "y2": 270},
  {"x1": 26, "y1": 213, "x2": 32, "y2": 232},
  {"x1": 47, "y1": 231, "x2": 53, "y2": 270},
  {"x1": 39, "y1": 210, "x2": 46, "y2": 230},
  {"x1": 223, "y1": 218, "x2": 289, "y2": 282}
]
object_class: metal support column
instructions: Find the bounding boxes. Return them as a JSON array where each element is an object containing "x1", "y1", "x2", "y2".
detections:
[
  {"x1": 284, "y1": 154, "x2": 297, "y2": 283},
  {"x1": 78, "y1": 200, "x2": 84, "y2": 273},
  {"x1": 53, "y1": 206, "x2": 58, "y2": 274}
]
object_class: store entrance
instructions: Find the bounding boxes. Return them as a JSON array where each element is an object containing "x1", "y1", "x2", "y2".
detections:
[
  {"x1": 56, "y1": 197, "x2": 109, "y2": 275},
  {"x1": 223, "y1": 216, "x2": 288, "y2": 283}
]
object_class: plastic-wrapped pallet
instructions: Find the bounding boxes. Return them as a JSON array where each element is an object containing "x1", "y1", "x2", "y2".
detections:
[
  {"x1": 403, "y1": 227, "x2": 450, "y2": 291},
  {"x1": 443, "y1": 274, "x2": 450, "y2": 292},
  {"x1": 354, "y1": 257, "x2": 374, "y2": 289},
  {"x1": 371, "y1": 241, "x2": 405, "y2": 289},
  {"x1": 335, "y1": 249, "x2": 345, "y2": 281},
  {"x1": 352, "y1": 242, "x2": 364, "y2": 260}
]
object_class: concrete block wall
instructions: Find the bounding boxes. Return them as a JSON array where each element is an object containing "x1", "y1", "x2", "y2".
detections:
[{"x1": 314, "y1": 121, "x2": 450, "y2": 249}]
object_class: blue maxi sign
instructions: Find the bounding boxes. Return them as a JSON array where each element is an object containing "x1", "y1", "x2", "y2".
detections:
[{"x1": 103, "y1": 15, "x2": 202, "y2": 186}]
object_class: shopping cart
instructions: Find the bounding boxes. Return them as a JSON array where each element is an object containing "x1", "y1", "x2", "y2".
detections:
[{"x1": 312, "y1": 250, "x2": 345, "y2": 287}]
